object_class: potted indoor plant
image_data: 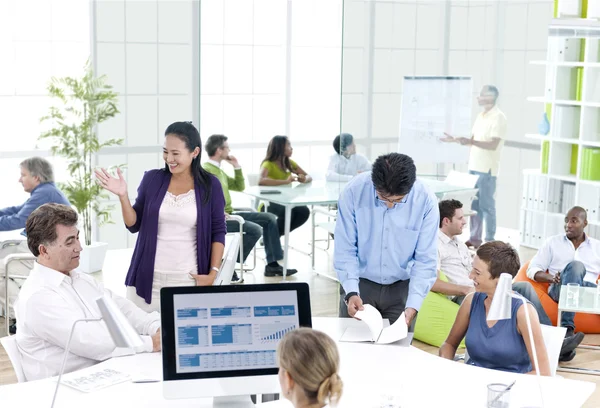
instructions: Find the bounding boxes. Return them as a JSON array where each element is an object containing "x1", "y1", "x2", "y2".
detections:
[{"x1": 39, "y1": 59, "x2": 123, "y2": 273}]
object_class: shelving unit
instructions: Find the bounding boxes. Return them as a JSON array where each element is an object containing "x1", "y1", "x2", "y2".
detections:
[{"x1": 521, "y1": 15, "x2": 600, "y2": 249}]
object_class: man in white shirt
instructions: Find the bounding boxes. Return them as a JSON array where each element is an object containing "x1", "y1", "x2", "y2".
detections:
[
  {"x1": 527, "y1": 207, "x2": 600, "y2": 343},
  {"x1": 432, "y1": 199, "x2": 583, "y2": 358},
  {"x1": 442, "y1": 85, "x2": 507, "y2": 248},
  {"x1": 14, "y1": 203, "x2": 161, "y2": 381},
  {"x1": 326, "y1": 133, "x2": 371, "y2": 182}
]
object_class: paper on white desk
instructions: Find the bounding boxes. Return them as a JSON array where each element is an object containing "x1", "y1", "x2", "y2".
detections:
[
  {"x1": 340, "y1": 304, "x2": 408, "y2": 344},
  {"x1": 354, "y1": 304, "x2": 383, "y2": 341},
  {"x1": 58, "y1": 367, "x2": 131, "y2": 393}
]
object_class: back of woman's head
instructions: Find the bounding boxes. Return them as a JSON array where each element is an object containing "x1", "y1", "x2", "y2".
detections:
[
  {"x1": 263, "y1": 135, "x2": 290, "y2": 169},
  {"x1": 277, "y1": 328, "x2": 343, "y2": 405},
  {"x1": 163, "y1": 121, "x2": 211, "y2": 203}
]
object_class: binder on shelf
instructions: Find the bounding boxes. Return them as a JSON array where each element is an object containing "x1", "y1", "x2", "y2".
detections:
[
  {"x1": 570, "y1": 145, "x2": 579, "y2": 175},
  {"x1": 522, "y1": 174, "x2": 529, "y2": 209},
  {"x1": 539, "y1": 178, "x2": 547, "y2": 211},
  {"x1": 541, "y1": 142, "x2": 550, "y2": 174},
  {"x1": 547, "y1": 179, "x2": 555, "y2": 213},
  {"x1": 528, "y1": 174, "x2": 536, "y2": 210},
  {"x1": 581, "y1": 148, "x2": 600, "y2": 181},
  {"x1": 533, "y1": 175, "x2": 541, "y2": 210}
]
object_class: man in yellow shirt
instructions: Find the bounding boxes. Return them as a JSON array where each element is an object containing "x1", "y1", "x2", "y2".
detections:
[{"x1": 442, "y1": 85, "x2": 507, "y2": 248}]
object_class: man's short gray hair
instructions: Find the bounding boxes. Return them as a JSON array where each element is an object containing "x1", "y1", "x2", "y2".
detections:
[{"x1": 20, "y1": 157, "x2": 54, "y2": 183}]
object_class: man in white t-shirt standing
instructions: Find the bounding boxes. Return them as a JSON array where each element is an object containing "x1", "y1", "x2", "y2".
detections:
[{"x1": 442, "y1": 85, "x2": 507, "y2": 248}]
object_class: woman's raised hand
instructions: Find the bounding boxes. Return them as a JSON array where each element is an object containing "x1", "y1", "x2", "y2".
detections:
[{"x1": 95, "y1": 167, "x2": 128, "y2": 198}]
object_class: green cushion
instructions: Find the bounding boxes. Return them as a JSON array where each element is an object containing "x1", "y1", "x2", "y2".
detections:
[{"x1": 413, "y1": 272, "x2": 465, "y2": 348}]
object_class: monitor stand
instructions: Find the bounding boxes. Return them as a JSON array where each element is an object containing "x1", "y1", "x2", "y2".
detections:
[{"x1": 212, "y1": 395, "x2": 255, "y2": 408}]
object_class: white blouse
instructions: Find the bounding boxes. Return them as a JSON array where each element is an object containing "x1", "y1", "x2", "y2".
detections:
[{"x1": 154, "y1": 189, "x2": 198, "y2": 274}]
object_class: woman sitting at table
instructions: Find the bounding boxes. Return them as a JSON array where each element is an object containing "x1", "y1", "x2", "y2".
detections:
[
  {"x1": 278, "y1": 328, "x2": 343, "y2": 408},
  {"x1": 326, "y1": 133, "x2": 371, "y2": 182},
  {"x1": 439, "y1": 241, "x2": 551, "y2": 376},
  {"x1": 259, "y1": 135, "x2": 311, "y2": 236},
  {"x1": 95, "y1": 121, "x2": 226, "y2": 313}
]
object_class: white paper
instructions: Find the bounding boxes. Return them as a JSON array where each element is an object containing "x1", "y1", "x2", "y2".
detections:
[
  {"x1": 339, "y1": 326, "x2": 376, "y2": 343},
  {"x1": 58, "y1": 367, "x2": 131, "y2": 393},
  {"x1": 341, "y1": 305, "x2": 408, "y2": 344},
  {"x1": 354, "y1": 304, "x2": 383, "y2": 341},
  {"x1": 377, "y1": 312, "x2": 408, "y2": 344}
]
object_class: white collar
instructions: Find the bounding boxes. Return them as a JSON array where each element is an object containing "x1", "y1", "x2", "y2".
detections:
[
  {"x1": 31, "y1": 261, "x2": 74, "y2": 287},
  {"x1": 207, "y1": 159, "x2": 221, "y2": 168},
  {"x1": 438, "y1": 229, "x2": 456, "y2": 245}
]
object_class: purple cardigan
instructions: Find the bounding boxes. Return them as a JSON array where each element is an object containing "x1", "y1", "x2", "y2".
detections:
[{"x1": 125, "y1": 169, "x2": 226, "y2": 304}]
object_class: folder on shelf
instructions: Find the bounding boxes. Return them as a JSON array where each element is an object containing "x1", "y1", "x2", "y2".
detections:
[
  {"x1": 522, "y1": 174, "x2": 529, "y2": 209},
  {"x1": 581, "y1": 148, "x2": 600, "y2": 181},
  {"x1": 547, "y1": 178, "x2": 555, "y2": 213},
  {"x1": 539, "y1": 178, "x2": 547, "y2": 211}
]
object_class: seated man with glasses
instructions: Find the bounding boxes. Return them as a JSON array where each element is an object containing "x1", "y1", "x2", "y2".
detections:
[{"x1": 335, "y1": 153, "x2": 439, "y2": 327}]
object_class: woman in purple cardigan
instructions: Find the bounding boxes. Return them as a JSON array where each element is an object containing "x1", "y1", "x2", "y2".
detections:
[{"x1": 95, "y1": 122, "x2": 226, "y2": 312}]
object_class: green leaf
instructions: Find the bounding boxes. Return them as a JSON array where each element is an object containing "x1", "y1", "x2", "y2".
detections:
[{"x1": 40, "y1": 57, "x2": 122, "y2": 245}]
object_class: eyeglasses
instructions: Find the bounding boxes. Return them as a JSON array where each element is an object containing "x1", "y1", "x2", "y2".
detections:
[{"x1": 376, "y1": 191, "x2": 405, "y2": 205}]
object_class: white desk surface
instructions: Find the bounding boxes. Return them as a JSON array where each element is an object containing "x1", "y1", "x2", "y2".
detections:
[
  {"x1": 242, "y1": 178, "x2": 477, "y2": 207},
  {"x1": 0, "y1": 317, "x2": 595, "y2": 407}
]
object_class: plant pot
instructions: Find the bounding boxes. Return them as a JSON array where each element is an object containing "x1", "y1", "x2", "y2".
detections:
[{"x1": 78, "y1": 242, "x2": 109, "y2": 273}]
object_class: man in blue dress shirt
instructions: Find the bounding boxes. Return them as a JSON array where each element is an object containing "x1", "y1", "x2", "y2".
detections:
[
  {"x1": 0, "y1": 157, "x2": 70, "y2": 332},
  {"x1": 335, "y1": 153, "x2": 439, "y2": 326}
]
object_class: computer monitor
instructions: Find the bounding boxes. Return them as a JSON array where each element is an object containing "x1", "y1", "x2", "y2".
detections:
[
  {"x1": 213, "y1": 234, "x2": 240, "y2": 286},
  {"x1": 160, "y1": 283, "x2": 312, "y2": 404}
]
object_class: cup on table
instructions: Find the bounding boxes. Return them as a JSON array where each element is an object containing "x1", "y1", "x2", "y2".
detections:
[
  {"x1": 487, "y1": 383, "x2": 510, "y2": 408},
  {"x1": 566, "y1": 283, "x2": 580, "y2": 308}
]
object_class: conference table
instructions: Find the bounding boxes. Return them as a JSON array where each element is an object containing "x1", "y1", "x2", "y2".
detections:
[
  {"x1": 242, "y1": 178, "x2": 477, "y2": 278},
  {"x1": 1, "y1": 317, "x2": 593, "y2": 407}
]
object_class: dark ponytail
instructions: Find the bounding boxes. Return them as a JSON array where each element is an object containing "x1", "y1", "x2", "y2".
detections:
[{"x1": 164, "y1": 121, "x2": 212, "y2": 204}]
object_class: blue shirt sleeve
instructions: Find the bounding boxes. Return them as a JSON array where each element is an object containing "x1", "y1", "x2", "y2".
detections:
[
  {"x1": 0, "y1": 196, "x2": 43, "y2": 231},
  {"x1": 0, "y1": 205, "x2": 23, "y2": 218},
  {"x1": 334, "y1": 185, "x2": 360, "y2": 295},
  {"x1": 405, "y1": 194, "x2": 440, "y2": 311}
]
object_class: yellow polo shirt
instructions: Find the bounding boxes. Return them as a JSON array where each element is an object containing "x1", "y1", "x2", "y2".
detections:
[{"x1": 468, "y1": 105, "x2": 507, "y2": 176}]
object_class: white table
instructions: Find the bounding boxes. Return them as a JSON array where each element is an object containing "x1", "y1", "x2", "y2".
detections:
[
  {"x1": 0, "y1": 317, "x2": 594, "y2": 407},
  {"x1": 242, "y1": 179, "x2": 477, "y2": 277}
]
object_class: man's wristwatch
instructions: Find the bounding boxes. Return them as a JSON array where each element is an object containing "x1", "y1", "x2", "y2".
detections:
[
  {"x1": 210, "y1": 266, "x2": 219, "y2": 273},
  {"x1": 344, "y1": 292, "x2": 359, "y2": 305}
]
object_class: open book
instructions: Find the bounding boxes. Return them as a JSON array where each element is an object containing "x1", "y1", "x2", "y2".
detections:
[{"x1": 340, "y1": 304, "x2": 409, "y2": 344}]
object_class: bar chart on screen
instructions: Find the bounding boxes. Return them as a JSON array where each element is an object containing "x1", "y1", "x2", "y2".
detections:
[{"x1": 258, "y1": 323, "x2": 297, "y2": 343}]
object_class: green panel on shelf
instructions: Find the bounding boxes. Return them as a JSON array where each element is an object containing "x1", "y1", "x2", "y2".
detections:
[
  {"x1": 583, "y1": 0, "x2": 588, "y2": 18},
  {"x1": 545, "y1": 104, "x2": 552, "y2": 122},
  {"x1": 554, "y1": 0, "x2": 558, "y2": 17},
  {"x1": 576, "y1": 67, "x2": 584, "y2": 101},
  {"x1": 541, "y1": 141, "x2": 550, "y2": 174},
  {"x1": 581, "y1": 148, "x2": 600, "y2": 181},
  {"x1": 570, "y1": 145, "x2": 579, "y2": 175}
]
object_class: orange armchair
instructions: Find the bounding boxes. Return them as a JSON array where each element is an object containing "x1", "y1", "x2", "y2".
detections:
[{"x1": 514, "y1": 261, "x2": 600, "y2": 334}]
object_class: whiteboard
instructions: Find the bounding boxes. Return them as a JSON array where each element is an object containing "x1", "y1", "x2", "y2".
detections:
[{"x1": 399, "y1": 76, "x2": 473, "y2": 164}]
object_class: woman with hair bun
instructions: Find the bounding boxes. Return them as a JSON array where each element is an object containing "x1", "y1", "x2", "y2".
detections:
[{"x1": 277, "y1": 328, "x2": 343, "y2": 407}]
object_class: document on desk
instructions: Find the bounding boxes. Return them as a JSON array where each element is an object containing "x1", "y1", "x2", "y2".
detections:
[
  {"x1": 340, "y1": 304, "x2": 408, "y2": 345},
  {"x1": 58, "y1": 367, "x2": 131, "y2": 392}
]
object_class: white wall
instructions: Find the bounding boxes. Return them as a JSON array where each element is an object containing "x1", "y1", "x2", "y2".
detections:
[
  {"x1": 341, "y1": 0, "x2": 553, "y2": 230},
  {"x1": 0, "y1": 0, "x2": 89, "y2": 209},
  {"x1": 93, "y1": 0, "x2": 195, "y2": 249}
]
